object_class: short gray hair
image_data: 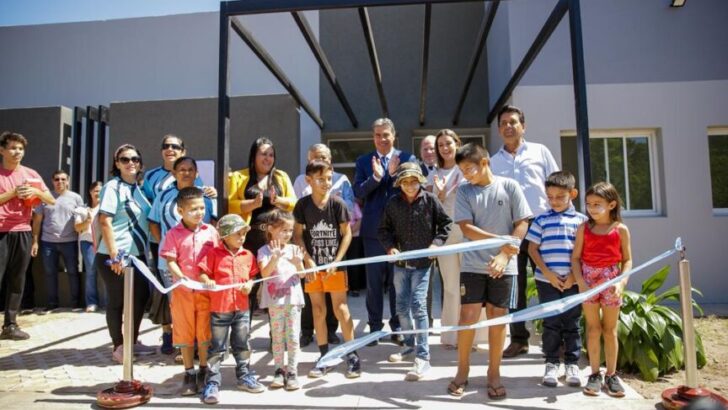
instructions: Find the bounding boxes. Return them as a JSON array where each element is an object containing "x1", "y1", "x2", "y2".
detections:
[{"x1": 372, "y1": 118, "x2": 396, "y2": 134}]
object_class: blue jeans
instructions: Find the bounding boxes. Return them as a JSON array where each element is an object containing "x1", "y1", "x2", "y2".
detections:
[
  {"x1": 536, "y1": 280, "x2": 581, "y2": 365},
  {"x1": 207, "y1": 310, "x2": 252, "y2": 386},
  {"x1": 393, "y1": 265, "x2": 431, "y2": 360},
  {"x1": 80, "y1": 241, "x2": 105, "y2": 307},
  {"x1": 363, "y1": 238, "x2": 400, "y2": 332},
  {"x1": 40, "y1": 240, "x2": 80, "y2": 308}
]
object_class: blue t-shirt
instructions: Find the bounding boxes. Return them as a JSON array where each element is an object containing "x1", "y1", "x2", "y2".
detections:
[
  {"x1": 525, "y1": 206, "x2": 588, "y2": 282},
  {"x1": 454, "y1": 176, "x2": 532, "y2": 275},
  {"x1": 97, "y1": 177, "x2": 151, "y2": 257},
  {"x1": 148, "y1": 182, "x2": 217, "y2": 270},
  {"x1": 142, "y1": 165, "x2": 205, "y2": 242}
]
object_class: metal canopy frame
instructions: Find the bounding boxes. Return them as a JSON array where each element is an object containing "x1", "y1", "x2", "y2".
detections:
[{"x1": 217, "y1": 0, "x2": 592, "y2": 213}]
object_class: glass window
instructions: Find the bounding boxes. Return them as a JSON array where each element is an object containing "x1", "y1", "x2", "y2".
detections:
[
  {"x1": 326, "y1": 137, "x2": 372, "y2": 182},
  {"x1": 708, "y1": 129, "x2": 728, "y2": 211},
  {"x1": 561, "y1": 130, "x2": 658, "y2": 214}
]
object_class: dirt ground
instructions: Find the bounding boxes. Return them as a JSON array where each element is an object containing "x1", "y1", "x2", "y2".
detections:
[{"x1": 622, "y1": 316, "x2": 728, "y2": 399}]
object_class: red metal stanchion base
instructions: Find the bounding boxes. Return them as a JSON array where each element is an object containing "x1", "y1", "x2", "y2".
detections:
[
  {"x1": 97, "y1": 380, "x2": 153, "y2": 409},
  {"x1": 662, "y1": 385, "x2": 728, "y2": 410}
]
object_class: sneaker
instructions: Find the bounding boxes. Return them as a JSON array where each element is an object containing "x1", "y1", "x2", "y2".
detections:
[
  {"x1": 404, "y1": 357, "x2": 431, "y2": 381},
  {"x1": 201, "y1": 383, "x2": 219, "y2": 404},
  {"x1": 160, "y1": 332, "x2": 174, "y2": 355},
  {"x1": 134, "y1": 342, "x2": 157, "y2": 356},
  {"x1": 308, "y1": 358, "x2": 332, "y2": 378},
  {"x1": 542, "y1": 363, "x2": 559, "y2": 387},
  {"x1": 112, "y1": 345, "x2": 124, "y2": 364},
  {"x1": 565, "y1": 364, "x2": 582, "y2": 387},
  {"x1": 237, "y1": 373, "x2": 264, "y2": 393},
  {"x1": 345, "y1": 354, "x2": 361, "y2": 379},
  {"x1": 583, "y1": 372, "x2": 603, "y2": 396},
  {"x1": 284, "y1": 372, "x2": 300, "y2": 391},
  {"x1": 270, "y1": 368, "x2": 286, "y2": 389},
  {"x1": 604, "y1": 374, "x2": 625, "y2": 397},
  {"x1": 388, "y1": 346, "x2": 416, "y2": 363},
  {"x1": 196, "y1": 367, "x2": 208, "y2": 392},
  {"x1": 0, "y1": 324, "x2": 30, "y2": 340},
  {"x1": 85, "y1": 304, "x2": 98, "y2": 313},
  {"x1": 182, "y1": 370, "x2": 198, "y2": 396}
]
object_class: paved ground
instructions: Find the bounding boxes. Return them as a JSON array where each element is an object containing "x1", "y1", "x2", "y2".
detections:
[{"x1": 0, "y1": 293, "x2": 660, "y2": 409}]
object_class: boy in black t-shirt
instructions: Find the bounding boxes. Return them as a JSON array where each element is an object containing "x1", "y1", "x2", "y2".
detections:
[{"x1": 293, "y1": 160, "x2": 360, "y2": 379}]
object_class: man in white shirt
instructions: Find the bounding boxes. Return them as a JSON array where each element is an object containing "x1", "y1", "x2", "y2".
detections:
[
  {"x1": 489, "y1": 105, "x2": 559, "y2": 357},
  {"x1": 419, "y1": 135, "x2": 437, "y2": 177}
]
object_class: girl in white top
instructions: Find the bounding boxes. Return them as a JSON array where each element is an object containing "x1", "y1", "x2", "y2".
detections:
[
  {"x1": 73, "y1": 180, "x2": 104, "y2": 312},
  {"x1": 257, "y1": 209, "x2": 306, "y2": 391},
  {"x1": 427, "y1": 129, "x2": 489, "y2": 347}
]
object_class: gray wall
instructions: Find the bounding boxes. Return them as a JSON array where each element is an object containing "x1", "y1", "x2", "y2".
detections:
[
  {"x1": 110, "y1": 94, "x2": 301, "y2": 186},
  {"x1": 319, "y1": 3, "x2": 490, "y2": 146}
]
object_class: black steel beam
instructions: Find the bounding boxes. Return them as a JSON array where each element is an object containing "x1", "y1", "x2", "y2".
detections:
[
  {"x1": 83, "y1": 105, "x2": 98, "y2": 196},
  {"x1": 71, "y1": 107, "x2": 85, "y2": 193},
  {"x1": 224, "y1": 0, "x2": 488, "y2": 15},
  {"x1": 230, "y1": 16, "x2": 324, "y2": 129},
  {"x1": 96, "y1": 105, "x2": 110, "y2": 183},
  {"x1": 452, "y1": 0, "x2": 500, "y2": 125},
  {"x1": 358, "y1": 7, "x2": 389, "y2": 117},
  {"x1": 217, "y1": 8, "x2": 231, "y2": 214},
  {"x1": 292, "y1": 11, "x2": 358, "y2": 128},
  {"x1": 418, "y1": 3, "x2": 432, "y2": 126},
  {"x1": 486, "y1": 0, "x2": 568, "y2": 124},
  {"x1": 568, "y1": 0, "x2": 591, "y2": 192}
]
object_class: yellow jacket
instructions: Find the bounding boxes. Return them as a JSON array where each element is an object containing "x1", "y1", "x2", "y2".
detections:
[{"x1": 227, "y1": 168, "x2": 296, "y2": 223}]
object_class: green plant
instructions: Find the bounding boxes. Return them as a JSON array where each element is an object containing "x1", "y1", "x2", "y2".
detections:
[{"x1": 601, "y1": 265, "x2": 706, "y2": 381}]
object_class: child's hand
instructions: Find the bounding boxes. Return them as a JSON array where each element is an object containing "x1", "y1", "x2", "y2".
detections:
[
  {"x1": 433, "y1": 175, "x2": 446, "y2": 193},
  {"x1": 428, "y1": 244, "x2": 439, "y2": 260},
  {"x1": 325, "y1": 266, "x2": 337, "y2": 279},
  {"x1": 544, "y1": 270, "x2": 564, "y2": 291},
  {"x1": 561, "y1": 275, "x2": 575, "y2": 290},
  {"x1": 577, "y1": 280, "x2": 589, "y2": 293},
  {"x1": 500, "y1": 243, "x2": 520, "y2": 257},
  {"x1": 614, "y1": 280, "x2": 627, "y2": 298},
  {"x1": 290, "y1": 246, "x2": 304, "y2": 267},
  {"x1": 239, "y1": 280, "x2": 253, "y2": 294},
  {"x1": 269, "y1": 240, "x2": 283, "y2": 259},
  {"x1": 201, "y1": 277, "x2": 216, "y2": 289},
  {"x1": 488, "y1": 251, "x2": 510, "y2": 278}
]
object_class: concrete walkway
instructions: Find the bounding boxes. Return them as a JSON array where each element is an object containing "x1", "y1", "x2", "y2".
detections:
[{"x1": 0, "y1": 294, "x2": 659, "y2": 409}]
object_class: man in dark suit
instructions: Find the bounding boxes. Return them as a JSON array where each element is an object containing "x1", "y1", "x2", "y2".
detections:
[
  {"x1": 354, "y1": 118, "x2": 416, "y2": 345},
  {"x1": 419, "y1": 135, "x2": 437, "y2": 177}
]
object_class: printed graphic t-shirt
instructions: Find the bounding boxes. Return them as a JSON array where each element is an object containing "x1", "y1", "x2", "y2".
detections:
[{"x1": 293, "y1": 195, "x2": 350, "y2": 267}]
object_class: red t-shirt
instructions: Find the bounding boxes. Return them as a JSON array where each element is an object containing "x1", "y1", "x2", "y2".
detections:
[
  {"x1": 0, "y1": 165, "x2": 48, "y2": 232},
  {"x1": 198, "y1": 243, "x2": 259, "y2": 313}
]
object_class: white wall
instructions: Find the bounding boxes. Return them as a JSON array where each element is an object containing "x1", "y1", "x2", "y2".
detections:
[{"x1": 511, "y1": 79, "x2": 728, "y2": 307}]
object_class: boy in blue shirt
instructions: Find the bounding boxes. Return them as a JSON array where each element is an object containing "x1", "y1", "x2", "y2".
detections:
[{"x1": 526, "y1": 171, "x2": 588, "y2": 388}]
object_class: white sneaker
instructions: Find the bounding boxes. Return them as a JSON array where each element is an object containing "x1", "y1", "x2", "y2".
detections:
[
  {"x1": 565, "y1": 364, "x2": 581, "y2": 387},
  {"x1": 542, "y1": 363, "x2": 559, "y2": 387},
  {"x1": 388, "y1": 347, "x2": 415, "y2": 363},
  {"x1": 404, "y1": 357, "x2": 430, "y2": 381}
]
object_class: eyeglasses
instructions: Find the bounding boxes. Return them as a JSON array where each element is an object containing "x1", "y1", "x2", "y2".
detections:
[
  {"x1": 161, "y1": 143, "x2": 183, "y2": 151},
  {"x1": 117, "y1": 156, "x2": 141, "y2": 164}
]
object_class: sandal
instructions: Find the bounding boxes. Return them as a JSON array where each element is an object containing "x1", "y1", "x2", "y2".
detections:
[
  {"x1": 487, "y1": 384, "x2": 507, "y2": 400},
  {"x1": 447, "y1": 379, "x2": 468, "y2": 396}
]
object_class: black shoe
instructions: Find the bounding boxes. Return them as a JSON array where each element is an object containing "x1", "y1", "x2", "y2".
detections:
[
  {"x1": 0, "y1": 324, "x2": 30, "y2": 340},
  {"x1": 583, "y1": 372, "x2": 603, "y2": 396},
  {"x1": 300, "y1": 334, "x2": 313, "y2": 348},
  {"x1": 196, "y1": 367, "x2": 208, "y2": 392},
  {"x1": 345, "y1": 354, "x2": 361, "y2": 378},
  {"x1": 328, "y1": 332, "x2": 341, "y2": 345},
  {"x1": 181, "y1": 371, "x2": 198, "y2": 396}
]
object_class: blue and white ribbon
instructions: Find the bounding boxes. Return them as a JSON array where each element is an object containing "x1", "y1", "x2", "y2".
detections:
[
  {"x1": 127, "y1": 236, "x2": 520, "y2": 295},
  {"x1": 316, "y1": 238, "x2": 683, "y2": 368}
]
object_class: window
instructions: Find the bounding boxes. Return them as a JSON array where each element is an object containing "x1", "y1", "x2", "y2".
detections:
[
  {"x1": 561, "y1": 129, "x2": 659, "y2": 215},
  {"x1": 708, "y1": 128, "x2": 728, "y2": 213},
  {"x1": 325, "y1": 133, "x2": 372, "y2": 183}
]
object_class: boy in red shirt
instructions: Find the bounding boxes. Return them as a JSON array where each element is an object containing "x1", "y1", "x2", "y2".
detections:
[
  {"x1": 159, "y1": 187, "x2": 218, "y2": 396},
  {"x1": 198, "y1": 213, "x2": 263, "y2": 404}
]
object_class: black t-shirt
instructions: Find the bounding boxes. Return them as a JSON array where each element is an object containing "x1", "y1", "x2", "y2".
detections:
[{"x1": 293, "y1": 195, "x2": 351, "y2": 266}]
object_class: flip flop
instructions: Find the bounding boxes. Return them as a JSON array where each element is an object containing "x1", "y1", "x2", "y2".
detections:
[
  {"x1": 487, "y1": 384, "x2": 507, "y2": 400},
  {"x1": 447, "y1": 380, "x2": 468, "y2": 396}
]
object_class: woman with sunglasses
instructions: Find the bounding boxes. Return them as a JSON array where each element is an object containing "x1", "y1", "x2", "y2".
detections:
[
  {"x1": 95, "y1": 144, "x2": 155, "y2": 364},
  {"x1": 142, "y1": 134, "x2": 215, "y2": 355},
  {"x1": 228, "y1": 137, "x2": 296, "y2": 313}
]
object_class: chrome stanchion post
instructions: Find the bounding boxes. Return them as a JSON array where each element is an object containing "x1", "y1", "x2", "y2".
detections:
[
  {"x1": 678, "y1": 254, "x2": 698, "y2": 389},
  {"x1": 122, "y1": 264, "x2": 135, "y2": 382}
]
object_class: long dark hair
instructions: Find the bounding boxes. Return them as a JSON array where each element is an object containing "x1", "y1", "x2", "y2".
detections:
[
  {"x1": 246, "y1": 137, "x2": 281, "y2": 193},
  {"x1": 434, "y1": 129, "x2": 462, "y2": 168},
  {"x1": 585, "y1": 181, "x2": 622, "y2": 224},
  {"x1": 110, "y1": 144, "x2": 144, "y2": 184},
  {"x1": 87, "y1": 180, "x2": 103, "y2": 206}
]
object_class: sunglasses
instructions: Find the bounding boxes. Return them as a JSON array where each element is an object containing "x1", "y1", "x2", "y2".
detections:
[
  {"x1": 117, "y1": 156, "x2": 141, "y2": 164},
  {"x1": 162, "y1": 143, "x2": 184, "y2": 151}
]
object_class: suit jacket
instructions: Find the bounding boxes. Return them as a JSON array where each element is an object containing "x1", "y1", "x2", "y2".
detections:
[{"x1": 353, "y1": 149, "x2": 417, "y2": 240}]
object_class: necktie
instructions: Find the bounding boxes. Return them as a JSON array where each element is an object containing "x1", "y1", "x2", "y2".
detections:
[{"x1": 380, "y1": 156, "x2": 388, "y2": 173}]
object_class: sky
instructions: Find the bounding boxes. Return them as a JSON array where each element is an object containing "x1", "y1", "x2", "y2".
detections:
[{"x1": 0, "y1": 0, "x2": 222, "y2": 27}]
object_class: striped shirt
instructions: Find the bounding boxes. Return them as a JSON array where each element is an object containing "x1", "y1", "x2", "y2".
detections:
[
  {"x1": 142, "y1": 165, "x2": 204, "y2": 243},
  {"x1": 525, "y1": 205, "x2": 587, "y2": 283},
  {"x1": 97, "y1": 177, "x2": 151, "y2": 257},
  {"x1": 148, "y1": 182, "x2": 218, "y2": 270}
]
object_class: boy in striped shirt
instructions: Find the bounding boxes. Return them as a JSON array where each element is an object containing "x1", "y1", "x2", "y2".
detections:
[{"x1": 526, "y1": 171, "x2": 588, "y2": 388}]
